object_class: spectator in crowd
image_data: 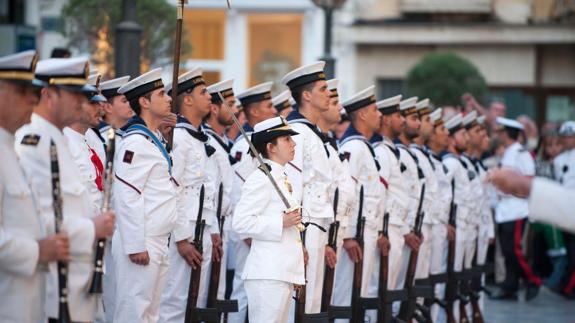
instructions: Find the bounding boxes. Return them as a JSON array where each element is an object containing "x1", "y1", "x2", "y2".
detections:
[{"x1": 518, "y1": 115, "x2": 539, "y2": 152}]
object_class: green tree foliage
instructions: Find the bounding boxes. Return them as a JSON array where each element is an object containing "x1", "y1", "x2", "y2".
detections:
[
  {"x1": 62, "y1": 0, "x2": 188, "y2": 75},
  {"x1": 406, "y1": 52, "x2": 487, "y2": 107}
]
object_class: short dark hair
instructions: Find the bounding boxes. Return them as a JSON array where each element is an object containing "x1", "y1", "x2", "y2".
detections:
[
  {"x1": 50, "y1": 47, "x2": 71, "y2": 58},
  {"x1": 291, "y1": 82, "x2": 315, "y2": 107},
  {"x1": 505, "y1": 127, "x2": 520, "y2": 141},
  {"x1": 128, "y1": 92, "x2": 152, "y2": 115}
]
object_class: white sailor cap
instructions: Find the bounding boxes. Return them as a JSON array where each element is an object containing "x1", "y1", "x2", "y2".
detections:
[
  {"x1": 495, "y1": 117, "x2": 524, "y2": 131},
  {"x1": 376, "y1": 94, "x2": 402, "y2": 115},
  {"x1": 416, "y1": 98, "x2": 431, "y2": 116},
  {"x1": 166, "y1": 67, "x2": 205, "y2": 96},
  {"x1": 462, "y1": 111, "x2": 479, "y2": 130},
  {"x1": 251, "y1": 116, "x2": 299, "y2": 147},
  {"x1": 281, "y1": 61, "x2": 326, "y2": 90},
  {"x1": 399, "y1": 96, "x2": 419, "y2": 116},
  {"x1": 236, "y1": 98, "x2": 243, "y2": 112},
  {"x1": 477, "y1": 115, "x2": 486, "y2": 126},
  {"x1": 272, "y1": 90, "x2": 292, "y2": 112},
  {"x1": 207, "y1": 78, "x2": 234, "y2": 103},
  {"x1": 429, "y1": 108, "x2": 443, "y2": 127},
  {"x1": 36, "y1": 57, "x2": 96, "y2": 94},
  {"x1": 559, "y1": 121, "x2": 575, "y2": 136},
  {"x1": 445, "y1": 113, "x2": 464, "y2": 135},
  {"x1": 118, "y1": 67, "x2": 164, "y2": 101},
  {"x1": 237, "y1": 81, "x2": 273, "y2": 107},
  {"x1": 326, "y1": 79, "x2": 339, "y2": 98},
  {"x1": 341, "y1": 85, "x2": 376, "y2": 114},
  {"x1": 101, "y1": 76, "x2": 130, "y2": 99},
  {"x1": 0, "y1": 50, "x2": 39, "y2": 83}
]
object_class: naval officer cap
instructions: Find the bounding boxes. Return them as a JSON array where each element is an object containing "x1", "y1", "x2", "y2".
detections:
[
  {"x1": 341, "y1": 85, "x2": 376, "y2": 114},
  {"x1": 445, "y1": 113, "x2": 464, "y2": 135},
  {"x1": 36, "y1": 57, "x2": 97, "y2": 95},
  {"x1": 237, "y1": 81, "x2": 273, "y2": 107},
  {"x1": 416, "y1": 98, "x2": 431, "y2": 116},
  {"x1": 118, "y1": 67, "x2": 164, "y2": 101},
  {"x1": 166, "y1": 67, "x2": 205, "y2": 96},
  {"x1": 495, "y1": 117, "x2": 524, "y2": 131},
  {"x1": 462, "y1": 111, "x2": 479, "y2": 130},
  {"x1": 477, "y1": 115, "x2": 486, "y2": 126},
  {"x1": 376, "y1": 94, "x2": 402, "y2": 115},
  {"x1": 251, "y1": 116, "x2": 299, "y2": 148},
  {"x1": 429, "y1": 108, "x2": 443, "y2": 127},
  {"x1": 0, "y1": 50, "x2": 42, "y2": 86},
  {"x1": 399, "y1": 96, "x2": 419, "y2": 117},
  {"x1": 272, "y1": 90, "x2": 293, "y2": 113},
  {"x1": 559, "y1": 121, "x2": 575, "y2": 136},
  {"x1": 207, "y1": 78, "x2": 235, "y2": 104},
  {"x1": 326, "y1": 79, "x2": 339, "y2": 98},
  {"x1": 281, "y1": 61, "x2": 326, "y2": 90},
  {"x1": 101, "y1": 76, "x2": 130, "y2": 99}
]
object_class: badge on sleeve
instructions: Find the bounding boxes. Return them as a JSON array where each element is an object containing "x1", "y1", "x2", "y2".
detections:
[
  {"x1": 235, "y1": 151, "x2": 243, "y2": 162},
  {"x1": 123, "y1": 150, "x2": 134, "y2": 164},
  {"x1": 339, "y1": 152, "x2": 350, "y2": 162},
  {"x1": 21, "y1": 134, "x2": 40, "y2": 146}
]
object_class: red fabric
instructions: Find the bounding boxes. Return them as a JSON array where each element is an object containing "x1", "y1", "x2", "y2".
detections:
[
  {"x1": 379, "y1": 176, "x2": 389, "y2": 189},
  {"x1": 563, "y1": 271, "x2": 575, "y2": 294},
  {"x1": 89, "y1": 147, "x2": 104, "y2": 191},
  {"x1": 514, "y1": 219, "x2": 541, "y2": 286}
]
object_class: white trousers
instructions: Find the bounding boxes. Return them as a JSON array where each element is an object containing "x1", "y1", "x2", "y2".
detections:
[
  {"x1": 112, "y1": 233, "x2": 170, "y2": 323},
  {"x1": 159, "y1": 225, "x2": 213, "y2": 323},
  {"x1": 228, "y1": 235, "x2": 251, "y2": 323},
  {"x1": 453, "y1": 224, "x2": 477, "y2": 322},
  {"x1": 245, "y1": 279, "x2": 293, "y2": 323},
  {"x1": 415, "y1": 223, "x2": 433, "y2": 280},
  {"x1": 304, "y1": 219, "x2": 329, "y2": 314},
  {"x1": 430, "y1": 223, "x2": 448, "y2": 323}
]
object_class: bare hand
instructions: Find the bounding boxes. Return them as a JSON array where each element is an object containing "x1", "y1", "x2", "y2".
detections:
[
  {"x1": 404, "y1": 232, "x2": 421, "y2": 251},
  {"x1": 129, "y1": 251, "x2": 150, "y2": 266},
  {"x1": 159, "y1": 113, "x2": 177, "y2": 139},
  {"x1": 303, "y1": 246, "x2": 309, "y2": 266},
  {"x1": 325, "y1": 245, "x2": 337, "y2": 269},
  {"x1": 176, "y1": 240, "x2": 202, "y2": 269},
  {"x1": 377, "y1": 235, "x2": 391, "y2": 257},
  {"x1": 92, "y1": 211, "x2": 115, "y2": 239},
  {"x1": 447, "y1": 224, "x2": 456, "y2": 242},
  {"x1": 343, "y1": 238, "x2": 362, "y2": 263},
  {"x1": 243, "y1": 238, "x2": 252, "y2": 247},
  {"x1": 486, "y1": 168, "x2": 532, "y2": 198},
  {"x1": 283, "y1": 209, "x2": 302, "y2": 228},
  {"x1": 489, "y1": 238, "x2": 495, "y2": 245},
  {"x1": 38, "y1": 232, "x2": 70, "y2": 264},
  {"x1": 211, "y1": 233, "x2": 223, "y2": 263}
]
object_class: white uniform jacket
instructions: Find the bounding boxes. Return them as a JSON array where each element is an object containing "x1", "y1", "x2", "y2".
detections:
[
  {"x1": 325, "y1": 141, "x2": 355, "y2": 235},
  {"x1": 338, "y1": 126, "x2": 385, "y2": 238},
  {"x1": 373, "y1": 136, "x2": 410, "y2": 235},
  {"x1": 1, "y1": 127, "x2": 45, "y2": 323},
  {"x1": 113, "y1": 117, "x2": 178, "y2": 254},
  {"x1": 429, "y1": 153, "x2": 452, "y2": 225},
  {"x1": 442, "y1": 153, "x2": 473, "y2": 229},
  {"x1": 396, "y1": 142, "x2": 423, "y2": 228},
  {"x1": 411, "y1": 144, "x2": 439, "y2": 225},
  {"x1": 15, "y1": 113, "x2": 97, "y2": 322},
  {"x1": 554, "y1": 148, "x2": 575, "y2": 189},
  {"x1": 85, "y1": 127, "x2": 106, "y2": 166},
  {"x1": 495, "y1": 142, "x2": 535, "y2": 223},
  {"x1": 171, "y1": 116, "x2": 218, "y2": 242},
  {"x1": 233, "y1": 160, "x2": 305, "y2": 285}
]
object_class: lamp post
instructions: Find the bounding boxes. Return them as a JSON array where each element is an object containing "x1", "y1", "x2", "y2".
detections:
[
  {"x1": 115, "y1": 0, "x2": 142, "y2": 77},
  {"x1": 312, "y1": 0, "x2": 347, "y2": 79}
]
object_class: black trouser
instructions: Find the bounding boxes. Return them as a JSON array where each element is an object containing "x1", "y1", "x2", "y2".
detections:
[{"x1": 498, "y1": 219, "x2": 541, "y2": 292}]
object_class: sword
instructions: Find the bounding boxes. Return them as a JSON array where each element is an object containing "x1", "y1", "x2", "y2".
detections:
[{"x1": 216, "y1": 91, "x2": 305, "y2": 232}]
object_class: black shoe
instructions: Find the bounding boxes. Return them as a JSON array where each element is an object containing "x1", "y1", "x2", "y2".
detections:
[
  {"x1": 489, "y1": 289, "x2": 518, "y2": 300},
  {"x1": 525, "y1": 283, "x2": 540, "y2": 301}
]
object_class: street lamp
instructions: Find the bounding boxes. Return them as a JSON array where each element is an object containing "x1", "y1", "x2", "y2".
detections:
[
  {"x1": 312, "y1": 0, "x2": 347, "y2": 79},
  {"x1": 115, "y1": 0, "x2": 142, "y2": 77}
]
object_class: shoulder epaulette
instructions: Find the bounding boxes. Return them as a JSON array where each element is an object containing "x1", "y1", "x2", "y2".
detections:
[{"x1": 20, "y1": 134, "x2": 40, "y2": 146}]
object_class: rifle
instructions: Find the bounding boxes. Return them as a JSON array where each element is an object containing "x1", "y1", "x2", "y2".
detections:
[
  {"x1": 351, "y1": 186, "x2": 366, "y2": 323},
  {"x1": 378, "y1": 212, "x2": 390, "y2": 323},
  {"x1": 89, "y1": 128, "x2": 116, "y2": 294},
  {"x1": 398, "y1": 183, "x2": 426, "y2": 321},
  {"x1": 444, "y1": 179, "x2": 457, "y2": 323},
  {"x1": 321, "y1": 188, "x2": 339, "y2": 313},
  {"x1": 207, "y1": 183, "x2": 224, "y2": 309},
  {"x1": 49, "y1": 140, "x2": 71, "y2": 323},
  {"x1": 295, "y1": 230, "x2": 308, "y2": 323},
  {"x1": 184, "y1": 185, "x2": 207, "y2": 323}
]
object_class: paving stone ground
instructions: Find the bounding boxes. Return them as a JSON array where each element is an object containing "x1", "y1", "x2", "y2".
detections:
[{"x1": 484, "y1": 286, "x2": 575, "y2": 323}]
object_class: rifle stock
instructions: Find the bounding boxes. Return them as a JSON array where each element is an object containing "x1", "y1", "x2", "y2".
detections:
[
  {"x1": 351, "y1": 186, "x2": 365, "y2": 323},
  {"x1": 445, "y1": 179, "x2": 457, "y2": 323},
  {"x1": 321, "y1": 188, "x2": 339, "y2": 313},
  {"x1": 377, "y1": 212, "x2": 390, "y2": 323},
  {"x1": 184, "y1": 185, "x2": 206, "y2": 323},
  {"x1": 295, "y1": 231, "x2": 307, "y2": 323},
  {"x1": 207, "y1": 184, "x2": 224, "y2": 309}
]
